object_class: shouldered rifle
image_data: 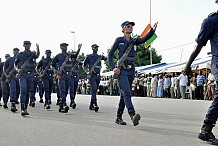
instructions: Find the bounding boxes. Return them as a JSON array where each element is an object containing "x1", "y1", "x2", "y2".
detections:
[
  {"x1": 6, "y1": 68, "x2": 17, "y2": 83},
  {"x1": 54, "y1": 53, "x2": 71, "y2": 79},
  {"x1": 87, "y1": 53, "x2": 104, "y2": 79},
  {"x1": 70, "y1": 61, "x2": 80, "y2": 76},
  {"x1": 113, "y1": 43, "x2": 134, "y2": 79},
  {"x1": 17, "y1": 52, "x2": 36, "y2": 79},
  {"x1": 40, "y1": 59, "x2": 53, "y2": 80}
]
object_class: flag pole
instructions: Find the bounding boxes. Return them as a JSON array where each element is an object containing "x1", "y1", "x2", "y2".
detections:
[{"x1": 149, "y1": 0, "x2": 153, "y2": 65}]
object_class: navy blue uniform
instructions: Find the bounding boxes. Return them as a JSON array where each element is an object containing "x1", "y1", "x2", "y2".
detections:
[
  {"x1": 2, "y1": 61, "x2": 10, "y2": 106},
  {"x1": 52, "y1": 53, "x2": 73, "y2": 104},
  {"x1": 4, "y1": 57, "x2": 20, "y2": 103},
  {"x1": 69, "y1": 60, "x2": 81, "y2": 103},
  {"x1": 108, "y1": 29, "x2": 154, "y2": 116},
  {"x1": 0, "y1": 62, "x2": 3, "y2": 104},
  {"x1": 83, "y1": 53, "x2": 105, "y2": 104},
  {"x1": 195, "y1": 12, "x2": 218, "y2": 124},
  {"x1": 37, "y1": 57, "x2": 54, "y2": 104},
  {"x1": 15, "y1": 51, "x2": 38, "y2": 110}
]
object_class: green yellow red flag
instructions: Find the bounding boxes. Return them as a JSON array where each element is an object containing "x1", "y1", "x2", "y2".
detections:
[{"x1": 144, "y1": 33, "x2": 157, "y2": 48}]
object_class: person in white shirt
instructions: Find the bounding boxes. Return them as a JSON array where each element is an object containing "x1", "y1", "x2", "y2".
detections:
[
  {"x1": 177, "y1": 70, "x2": 188, "y2": 99},
  {"x1": 170, "y1": 73, "x2": 176, "y2": 98},
  {"x1": 207, "y1": 73, "x2": 216, "y2": 100}
]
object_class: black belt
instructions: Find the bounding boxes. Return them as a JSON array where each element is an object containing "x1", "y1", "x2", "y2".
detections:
[
  {"x1": 24, "y1": 71, "x2": 32, "y2": 74},
  {"x1": 64, "y1": 71, "x2": 70, "y2": 75},
  {"x1": 122, "y1": 64, "x2": 134, "y2": 69}
]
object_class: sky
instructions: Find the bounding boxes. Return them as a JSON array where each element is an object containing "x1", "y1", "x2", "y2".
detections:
[{"x1": 0, "y1": 0, "x2": 217, "y2": 67}]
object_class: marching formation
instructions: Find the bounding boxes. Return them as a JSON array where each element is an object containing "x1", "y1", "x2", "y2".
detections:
[{"x1": 0, "y1": 40, "x2": 108, "y2": 116}]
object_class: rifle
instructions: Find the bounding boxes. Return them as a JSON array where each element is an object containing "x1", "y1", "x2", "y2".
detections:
[
  {"x1": 70, "y1": 61, "x2": 80, "y2": 77},
  {"x1": 113, "y1": 42, "x2": 135, "y2": 79},
  {"x1": 39, "y1": 59, "x2": 53, "y2": 80},
  {"x1": 54, "y1": 53, "x2": 71, "y2": 79},
  {"x1": 6, "y1": 68, "x2": 17, "y2": 83},
  {"x1": 87, "y1": 53, "x2": 104, "y2": 79},
  {"x1": 17, "y1": 52, "x2": 36, "y2": 79}
]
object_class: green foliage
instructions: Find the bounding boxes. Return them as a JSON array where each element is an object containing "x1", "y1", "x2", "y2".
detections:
[{"x1": 77, "y1": 53, "x2": 87, "y2": 79}]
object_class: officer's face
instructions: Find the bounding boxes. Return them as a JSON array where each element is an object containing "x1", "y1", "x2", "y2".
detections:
[
  {"x1": 123, "y1": 24, "x2": 133, "y2": 34},
  {"x1": 46, "y1": 53, "x2": 51, "y2": 57},
  {"x1": 13, "y1": 50, "x2": 19, "y2": 56},
  {"x1": 92, "y1": 47, "x2": 98, "y2": 53},
  {"x1": 61, "y1": 46, "x2": 68, "y2": 52},
  {"x1": 23, "y1": 44, "x2": 31, "y2": 50}
]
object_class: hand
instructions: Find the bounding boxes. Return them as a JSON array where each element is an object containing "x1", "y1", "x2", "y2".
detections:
[
  {"x1": 36, "y1": 43, "x2": 39, "y2": 50},
  {"x1": 78, "y1": 44, "x2": 82, "y2": 49},
  {"x1": 113, "y1": 68, "x2": 120, "y2": 75},
  {"x1": 153, "y1": 22, "x2": 158, "y2": 32}
]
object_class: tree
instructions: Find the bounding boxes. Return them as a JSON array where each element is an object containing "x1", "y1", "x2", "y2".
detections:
[
  {"x1": 77, "y1": 53, "x2": 87, "y2": 79},
  {"x1": 104, "y1": 44, "x2": 162, "y2": 72}
]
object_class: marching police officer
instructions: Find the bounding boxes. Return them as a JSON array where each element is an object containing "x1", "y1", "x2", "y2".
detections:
[
  {"x1": 3, "y1": 48, "x2": 20, "y2": 112},
  {"x1": 37, "y1": 56, "x2": 45, "y2": 103},
  {"x1": 69, "y1": 44, "x2": 82, "y2": 109},
  {"x1": 108, "y1": 21, "x2": 157, "y2": 126},
  {"x1": 2, "y1": 54, "x2": 11, "y2": 109},
  {"x1": 14, "y1": 41, "x2": 40, "y2": 116},
  {"x1": 184, "y1": 1, "x2": 218, "y2": 145},
  {"x1": 0, "y1": 58, "x2": 3, "y2": 106},
  {"x1": 37, "y1": 50, "x2": 54, "y2": 109},
  {"x1": 83, "y1": 44, "x2": 106, "y2": 112},
  {"x1": 52, "y1": 43, "x2": 71, "y2": 113}
]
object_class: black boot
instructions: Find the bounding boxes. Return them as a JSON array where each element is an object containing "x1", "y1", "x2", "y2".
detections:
[
  {"x1": 3, "y1": 103, "x2": 8, "y2": 109},
  {"x1": 63, "y1": 102, "x2": 69, "y2": 113},
  {"x1": 130, "y1": 113, "x2": 141, "y2": 126},
  {"x1": 39, "y1": 97, "x2": 44, "y2": 103},
  {"x1": 198, "y1": 122, "x2": 218, "y2": 145},
  {"x1": 59, "y1": 102, "x2": 69, "y2": 113},
  {"x1": 44, "y1": 101, "x2": 51, "y2": 110},
  {"x1": 115, "y1": 111, "x2": 126, "y2": 125},
  {"x1": 89, "y1": 100, "x2": 94, "y2": 110},
  {"x1": 11, "y1": 102, "x2": 17, "y2": 113},
  {"x1": 70, "y1": 101, "x2": 76, "y2": 109},
  {"x1": 21, "y1": 104, "x2": 29, "y2": 116},
  {"x1": 94, "y1": 102, "x2": 99, "y2": 112},
  {"x1": 56, "y1": 99, "x2": 60, "y2": 106}
]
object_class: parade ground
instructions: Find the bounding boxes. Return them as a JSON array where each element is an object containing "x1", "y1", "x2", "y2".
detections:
[{"x1": 0, "y1": 94, "x2": 216, "y2": 146}]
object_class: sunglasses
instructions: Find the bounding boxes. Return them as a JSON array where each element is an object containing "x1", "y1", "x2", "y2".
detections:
[{"x1": 126, "y1": 25, "x2": 133, "y2": 28}]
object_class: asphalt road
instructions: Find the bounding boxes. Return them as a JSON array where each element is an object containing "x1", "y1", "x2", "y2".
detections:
[{"x1": 0, "y1": 94, "x2": 216, "y2": 146}]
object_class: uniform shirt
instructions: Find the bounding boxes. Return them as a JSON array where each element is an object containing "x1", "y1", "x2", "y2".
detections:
[
  {"x1": 14, "y1": 51, "x2": 38, "y2": 72},
  {"x1": 70, "y1": 60, "x2": 82, "y2": 76},
  {"x1": 4, "y1": 57, "x2": 16, "y2": 74},
  {"x1": 52, "y1": 53, "x2": 72, "y2": 72},
  {"x1": 0, "y1": 62, "x2": 3, "y2": 75},
  {"x1": 83, "y1": 53, "x2": 105, "y2": 74},
  {"x1": 37, "y1": 57, "x2": 54, "y2": 75},
  {"x1": 196, "y1": 12, "x2": 218, "y2": 56},
  {"x1": 108, "y1": 29, "x2": 155, "y2": 70},
  {"x1": 196, "y1": 74, "x2": 205, "y2": 86}
]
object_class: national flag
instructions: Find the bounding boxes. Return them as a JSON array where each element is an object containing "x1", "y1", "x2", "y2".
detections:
[
  {"x1": 140, "y1": 23, "x2": 152, "y2": 38},
  {"x1": 144, "y1": 33, "x2": 157, "y2": 48}
]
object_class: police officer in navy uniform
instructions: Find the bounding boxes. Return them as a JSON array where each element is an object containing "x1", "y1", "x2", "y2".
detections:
[
  {"x1": 184, "y1": 1, "x2": 218, "y2": 145},
  {"x1": 69, "y1": 44, "x2": 82, "y2": 109},
  {"x1": 38, "y1": 55, "x2": 45, "y2": 103},
  {"x1": 0, "y1": 58, "x2": 3, "y2": 106},
  {"x1": 3, "y1": 48, "x2": 20, "y2": 112},
  {"x1": 52, "y1": 43, "x2": 75, "y2": 113},
  {"x1": 2, "y1": 54, "x2": 11, "y2": 109},
  {"x1": 15, "y1": 41, "x2": 40, "y2": 116},
  {"x1": 83, "y1": 44, "x2": 106, "y2": 112},
  {"x1": 37, "y1": 50, "x2": 54, "y2": 109},
  {"x1": 108, "y1": 21, "x2": 157, "y2": 126}
]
